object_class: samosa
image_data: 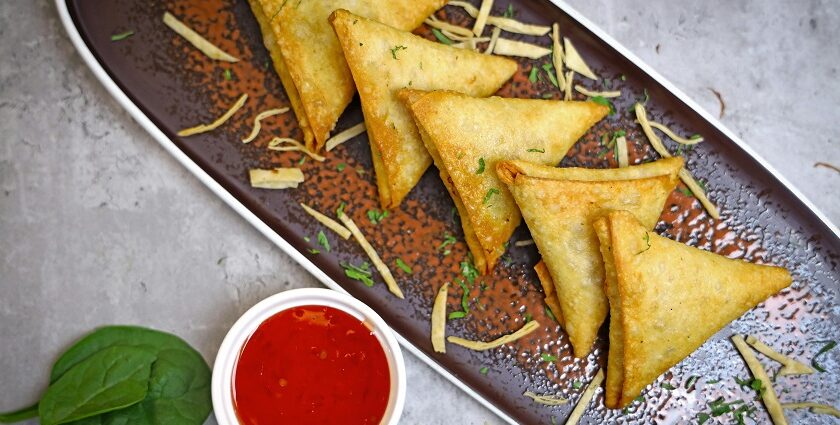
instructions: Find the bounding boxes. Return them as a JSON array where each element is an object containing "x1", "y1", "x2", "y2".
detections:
[
  {"x1": 402, "y1": 90, "x2": 608, "y2": 272},
  {"x1": 594, "y1": 211, "x2": 791, "y2": 408},
  {"x1": 535, "y1": 260, "x2": 564, "y2": 327},
  {"x1": 497, "y1": 158, "x2": 683, "y2": 357},
  {"x1": 330, "y1": 10, "x2": 518, "y2": 208},
  {"x1": 247, "y1": 0, "x2": 446, "y2": 151}
]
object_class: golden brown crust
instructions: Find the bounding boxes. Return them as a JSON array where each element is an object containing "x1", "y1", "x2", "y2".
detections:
[
  {"x1": 252, "y1": 0, "x2": 446, "y2": 151},
  {"x1": 605, "y1": 211, "x2": 792, "y2": 407},
  {"x1": 403, "y1": 90, "x2": 608, "y2": 270},
  {"x1": 500, "y1": 159, "x2": 683, "y2": 357},
  {"x1": 593, "y1": 216, "x2": 624, "y2": 408},
  {"x1": 331, "y1": 10, "x2": 517, "y2": 208},
  {"x1": 534, "y1": 260, "x2": 565, "y2": 327}
]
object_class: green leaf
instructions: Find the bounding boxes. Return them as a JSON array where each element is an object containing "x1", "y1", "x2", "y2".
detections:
[
  {"x1": 660, "y1": 382, "x2": 676, "y2": 390},
  {"x1": 544, "y1": 303, "x2": 558, "y2": 323},
  {"x1": 46, "y1": 326, "x2": 212, "y2": 425},
  {"x1": 541, "y1": 63, "x2": 558, "y2": 87},
  {"x1": 39, "y1": 346, "x2": 155, "y2": 425},
  {"x1": 528, "y1": 66, "x2": 539, "y2": 83},
  {"x1": 336, "y1": 162, "x2": 346, "y2": 172},
  {"x1": 317, "y1": 230, "x2": 330, "y2": 252},
  {"x1": 684, "y1": 375, "x2": 700, "y2": 390},
  {"x1": 0, "y1": 402, "x2": 39, "y2": 423},
  {"x1": 479, "y1": 367, "x2": 489, "y2": 375},
  {"x1": 110, "y1": 31, "x2": 134, "y2": 42},
  {"x1": 540, "y1": 353, "x2": 557, "y2": 362},
  {"x1": 395, "y1": 258, "x2": 412, "y2": 274},
  {"x1": 572, "y1": 381, "x2": 583, "y2": 390},
  {"x1": 431, "y1": 28, "x2": 453, "y2": 45},
  {"x1": 460, "y1": 256, "x2": 479, "y2": 284},
  {"x1": 590, "y1": 96, "x2": 616, "y2": 115},
  {"x1": 457, "y1": 280, "x2": 471, "y2": 312},
  {"x1": 389, "y1": 45, "x2": 407, "y2": 59},
  {"x1": 476, "y1": 157, "x2": 486, "y2": 174},
  {"x1": 812, "y1": 340, "x2": 836, "y2": 372},
  {"x1": 366, "y1": 209, "x2": 389, "y2": 224},
  {"x1": 336, "y1": 202, "x2": 346, "y2": 218},
  {"x1": 503, "y1": 4, "x2": 515, "y2": 18},
  {"x1": 341, "y1": 261, "x2": 374, "y2": 287},
  {"x1": 483, "y1": 188, "x2": 500, "y2": 205},
  {"x1": 448, "y1": 311, "x2": 466, "y2": 319},
  {"x1": 223, "y1": 69, "x2": 232, "y2": 81},
  {"x1": 527, "y1": 148, "x2": 545, "y2": 153}
]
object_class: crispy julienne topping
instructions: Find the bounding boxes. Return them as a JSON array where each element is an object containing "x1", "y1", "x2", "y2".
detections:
[
  {"x1": 325, "y1": 122, "x2": 366, "y2": 152},
  {"x1": 551, "y1": 23, "x2": 566, "y2": 88},
  {"x1": 267, "y1": 137, "x2": 326, "y2": 162},
  {"x1": 647, "y1": 121, "x2": 704, "y2": 145},
  {"x1": 564, "y1": 70, "x2": 575, "y2": 101},
  {"x1": 447, "y1": 320, "x2": 539, "y2": 351},
  {"x1": 448, "y1": 1, "x2": 550, "y2": 36},
  {"x1": 635, "y1": 103, "x2": 720, "y2": 218},
  {"x1": 781, "y1": 402, "x2": 840, "y2": 418},
  {"x1": 471, "y1": 0, "x2": 494, "y2": 36},
  {"x1": 248, "y1": 168, "x2": 304, "y2": 189},
  {"x1": 431, "y1": 283, "x2": 449, "y2": 353},
  {"x1": 485, "y1": 26, "x2": 502, "y2": 54},
  {"x1": 425, "y1": 15, "x2": 473, "y2": 38},
  {"x1": 566, "y1": 369, "x2": 605, "y2": 425},
  {"x1": 338, "y1": 210, "x2": 404, "y2": 299},
  {"x1": 616, "y1": 136, "x2": 629, "y2": 168},
  {"x1": 523, "y1": 391, "x2": 568, "y2": 406},
  {"x1": 162, "y1": 12, "x2": 238, "y2": 62},
  {"x1": 563, "y1": 37, "x2": 597, "y2": 80},
  {"x1": 731, "y1": 335, "x2": 787, "y2": 425},
  {"x1": 299, "y1": 203, "x2": 351, "y2": 240},
  {"x1": 177, "y1": 93, "x2": 248, "y2": 137},
  {"x1": 241, "y1": 108, "x2": 290, "y2": 143},
  {"x1": 574, "y1": 84, "x2": 621, "y2": 98},
  {"x1": 745, "y1": 335, "x2": 814, "y2": 376},
  {"x1": 493, "y1": 38, "x2": 551, "y2": 59},
  {"x1": 514, "y1": 239, "x2": 535, "y2": 247}
]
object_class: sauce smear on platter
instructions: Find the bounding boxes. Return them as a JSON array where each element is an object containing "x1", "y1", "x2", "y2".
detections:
[{"x1": 233, "y1": 305, "x2": 390, "y2": 424}]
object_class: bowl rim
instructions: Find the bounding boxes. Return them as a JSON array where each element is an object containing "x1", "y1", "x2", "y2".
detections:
[{"x1": 211, "y1": 288, "x2": 406, "y2": 425}]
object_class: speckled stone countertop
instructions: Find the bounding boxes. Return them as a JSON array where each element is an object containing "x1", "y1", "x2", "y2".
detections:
[{"x1": 1, "y1": 1, "x2": 838, "y2": 424}]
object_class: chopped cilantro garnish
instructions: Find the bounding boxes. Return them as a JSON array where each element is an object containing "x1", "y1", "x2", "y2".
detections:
[
  {"x1": 812, "y1": 340, "x2": 836, "y2": 372},
  {"x1": 542, "y1": 63, "x2": 559, "y2": 87},
  {"x1": 697, "y1": 413, "x2": 710, "y2": 425},
  {"x1": 503, "y1": 4, "x2": 515, "y2": 18},
  {"x1": 304, "y1": 235, "x2": 310, "y2": 242},
  {"x1": 660, "y1": 382, "x2": 676, "y2": 390},
  {"x1": 110, "y1": 31, "x2": 134, "y2": 41},
  {"x1": 317, "y1": 230, "x2": 330, "y2": 252},
  {"x1": 480, "y1": 366, "x2": 489, "y2": 375},
  {"x1": 395, "y1": 258, "x2": 412, "y2": 274},
  {"x1": 679, "y1": 187, "x2": 693, "y2": 196},
  {"x1": 544, "y1": 303, "x2": 558, "y2": 323},
  {"x1": 341, "y1": 261, "x2": 374, "y2": 287},
  {"x1": 448, "y1": 311, "x2": 467, "y2": 320},
  {"x1": 541, "y1": 93, "x2": 554, "y2": 99},
  {"x1": 620, "y1": 74, "x2": 627, "y2": 81},
  {"x1": 366, "y1": 209, "x2": 389, "y2": 225},
  {"x1": 483, "y1": 188, "x2": 500, "y2": 205},
  {"x1": 355, "y1": 167, "x2": 365, "y2": 176},
  {"x1": 684, "y1": 375, "x2": 700, "y2": 390},
  {"x1": 336, "y1": 201, "x2": 346, "y2": 217},
  {"x1": 527, "y1": 148, "x2": 545, "y2": 153},
  {"x1": 431, "y1": 28, "x2": 453, "y2": 45},
  {"x1": 640, "y1": 88, "x2": 650, "y2": 104},
  {"x1": 540, "y1": 353, "x2": 556, "y2": 362},
  {"x1": 438, "y1": 232, "x2": 457, "y2": 255},
  {"x1": 524, "y1": 313, "x2": 532, "y2": 323},
  {"x1": 690, "y1": 134, "x2": 702, "y2": 140},
  {"x1": 308, "y1": 248, "x2": 320, "y2": 254},
  {"x1": 636, "y1": 231, "x2": 651, "y2": 254},
  {"x1": 476, "y1": 157, "x2": 486, "y2": 174},
  {"x1": 528, "y1": 66, "x2": 539, "y2": 83},
  {"x1": 460, "y1": 255, "x2": 479, "y2": 284},
  {"x1": 298, "y1": 156, "x2": 307, "y2": 166},
  {"x1": 706, "y1": 378, "x2": 721, "y2": 384},
  {"x1": 572, "y1": 380, "x2": 583, "y2": 390},
  {"x1": 390, "y1": 45, "x2": 407, "y2": 59},
  {"x1": 336, "y1": 162, "x2": 346, "y2": 172},
  {"x1": 458, "y1": 279, "x2": 470, "y2": 312},
  {"x1": 224, "y1": 69, "x2": 232, "y2": 81},
  {"x1": 590, "y1": 96, "x2": 616, "y2": 115}
]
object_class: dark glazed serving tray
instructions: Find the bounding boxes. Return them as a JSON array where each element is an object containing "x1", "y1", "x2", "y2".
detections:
[{"x1": 58, "y1": 0, "x2": 840, "y2": 423}]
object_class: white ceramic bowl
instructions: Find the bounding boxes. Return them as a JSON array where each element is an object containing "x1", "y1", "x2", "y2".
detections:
[{"x1": 212, "y1": 288, "x2": 406, "y2": 425}]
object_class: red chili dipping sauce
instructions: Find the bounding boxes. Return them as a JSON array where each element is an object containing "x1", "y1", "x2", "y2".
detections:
[{"x1": 233, "y1": 305, "x2": 391, "y2": 425}]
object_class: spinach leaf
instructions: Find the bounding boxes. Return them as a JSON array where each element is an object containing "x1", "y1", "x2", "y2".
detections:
[
  {"x1": 39, "y1": 346, "x2": 155, "y2": 425},
  {"x1": 2, "y1": 326, "x2": 211, "y2": 425},
  {"x1": 0, "y1": 403, "x2": 38, "y2": 423}
]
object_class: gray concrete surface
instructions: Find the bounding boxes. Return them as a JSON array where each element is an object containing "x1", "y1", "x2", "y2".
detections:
[{"x1": 1, "y1": 1, "x2": 838, "y2": 424}]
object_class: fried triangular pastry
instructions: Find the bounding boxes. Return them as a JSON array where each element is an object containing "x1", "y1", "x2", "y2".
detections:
[
  {"x1": 402, "y1": 90, "x2": 608, "y2": 272},
  {"x1": 331, "y1": 10, "x2": 518, "y2": 208},
  {"x1": 248, "y1": 0, "x2": 445, "y2": 151},
  {"x1": 594, "y1": 211, "x2": 791, "y2": 408},
  {"x1": 535, "y1": 260, "x2": 565, "y2": 327},
  {"x1": 497, "y1": 158, "x2": 684, "y2": 357}
]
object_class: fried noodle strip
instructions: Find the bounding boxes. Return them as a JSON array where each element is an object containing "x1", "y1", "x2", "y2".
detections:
[
  {"x1": 242, "y1": 107, "x2": 289, "y2": 143},
  {"x1": 447, "y1": 320, "x2": 539, "y2": 350},
  {"x1": 431, "y1": 283, "x2": 449, "y2": 353},
  {"x1": 267, "y1": 137, "x2": 326, "y2": 162},
  {"x1": 177, "y1": 93, "x2": 248, "y2": 136},
  {"x1": 338, "y1": 211, "x2": 404, "y2": 299},
  {"x1": 300, "y1": 203, "x2": 351, "y2": 240},
  {"x1": 162, "y1": 12, "x2": 238, "y2": 62},
  {"x1": 732, "y1": 335, "x2": 788, "y2": 425}
]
